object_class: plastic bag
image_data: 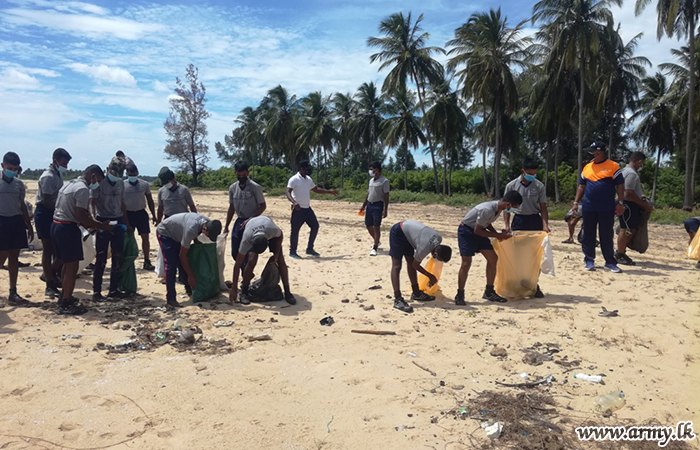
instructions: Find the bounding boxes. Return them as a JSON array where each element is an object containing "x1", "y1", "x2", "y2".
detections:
[
  {"x1": 217, "y1": 233, "x2": 228, "y2": 291},
  {"x1": 118, "y1": 231, "x2": 139, "y2": 294},
  {"x1": 249, "y1": 256, "x2": 284, "y2": 302},
  {"x1": 78, "y1": 228, "x2": 96, "y2": 273},
  {"x1": 689, "y1": 231, "x2": 700, "y2": 260},
  {"x1": 155, "y1": 245, "x2": 165, "y2": 278},
  {"x1": 493, "y1": 231, "x2": 548, "y2": 299},
  {"x1": 187, "y1": 242, "x2": 221, "y2": 303},
  {"x1": 540, "y1": 236, "x2": 555, "y2": 276},
  {"x1": 416, "y1": 257, "x2": 443, "y2": 295}
]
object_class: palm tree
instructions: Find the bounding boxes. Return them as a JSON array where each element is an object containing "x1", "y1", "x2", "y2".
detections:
[
  {"x1": 367, "y1": 12, "x2": 444, "y2": 193},
  {"x1": 632, "y1": 73, "x2": 675, "y2": 203},
  {"x1": 381, "y1": 90, "x2": 426, "y2": 189},
  {"x1": 533, "y1": 0, "x2": 621, "y2": 177},
  {"x1": 234, "y1": 106, "x2": 264, "y2": 177},
  {"x1": 597, "y1": 26, "x2": 650, "y2": 155},
  {"x1": 297, "y1": 92, "x2": 339, "y2": 187},
  {"x1": 636, "y1": 0, "x2": 699, "y2": 210},
  {"x1": 332, "y1": 92, "x2": 356, "y2": 189},
  {"x1": 263, "y1": 85, "x2": 298, "y2": 187},
  {"x1": 447, "y1": 8, "x2": 531, "y2": 196},
  {"x1": 354, "y1": 82, "x2": 384, "y2": 166}
]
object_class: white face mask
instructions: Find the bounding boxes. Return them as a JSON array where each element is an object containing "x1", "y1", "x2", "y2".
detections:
[
  {"x1": 57, "y1": 165, "x2": 68, "y2": 175},
  {"x1": 368, "y1": 170, "x2": 374, "y2": 177}
]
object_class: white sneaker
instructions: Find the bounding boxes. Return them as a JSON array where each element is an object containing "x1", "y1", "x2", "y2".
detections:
[{"x1": 369, "y1": 248, "x2": 377, "y2": 256}]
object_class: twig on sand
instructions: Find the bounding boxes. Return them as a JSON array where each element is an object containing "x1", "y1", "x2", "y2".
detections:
[
  {"x1": 351, "y1": 330, "x2": 396, "y2": 336},
  {"x1": 495, "y1": 375, "x2": 554, "y2": 388},
  {"x1": 412, "y1": 361, "x2": 437, "y2": 376}
]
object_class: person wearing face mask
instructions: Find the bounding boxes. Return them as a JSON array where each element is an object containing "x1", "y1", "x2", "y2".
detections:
[
  {"x1": 359, "y1": 161, "x2": 390, "y2": 257},
  {"x1": 156, "y1": 167, "x2": 197, "y2": 224},
  {"x1": 503, "y1": 158, "x2": 550, "y2": 234},
  {"x1": 454, "y1": 191, "x2": 523, "y2": 305},
  {"x1": 223, "y1": 161, "x2": 266, "y2": 275},
  {"x1": 89, "y1": 161, "x2": 132, "y2": 301},
  {"x1": 34, "y1": 148, "x2": 72, "y2": 298},
  {"x1": 615, "y1": 152, "x2": 654, "y2": 265},
  {"x1": 0, "y1": 152, "x2": 34, "y2": 307},
  {"x1": 285, "y1": 160, "x2": 338, "y2": 259},
  {"x1": 123, "y1": 164, "x2": 157, "y2": 270},
  {"x1": 52, "y1": 165, "x2": 114, "y2": 314}
]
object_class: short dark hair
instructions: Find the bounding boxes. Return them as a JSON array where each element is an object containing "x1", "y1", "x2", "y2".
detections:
[
  {"x1": 299, "y1": 160, "x2": 311, "y2": 169},
  {"x1": 126, "y1": 164, "x2": 138, "y2": 174},
  {"x1": 251, "y1": 235, "x2": 269, "y2": 254},
  {"x1": 503, "y1": 190, "x2": 523, "y2": 206},
  {"x1": 53, "y1": 148, "x2": 72, "y2": 162},
  {"x1": 369, "y1": 161, "x2": 382, "y2": 171},
  {"x1": 84, "y1": 164, "x2": 104, "y2": 178},
  {"x1": 3, "y1": 152, "x2": 20, "y2": 166},
  {"x1": 116, "y1": 150, "x2": 125, "y2": 157},
  {"x1": 522, "y1": 158, "x2": 539, "y2": 170},
  {"x1": 234, "y1": 161, "x2": 249, "y2": 172},
  {"x1": 435, "y1": 245, "x2": 452, "y2": 263},
  {"x1": 18, "y1": 166, "x2": 22, "y2": 174},
  {"x1": 205, "y1": 220, "x2": 222, "y2": 241},
  {"x1": 629, "y1": 151, "x2": 646, "y2": 162}
]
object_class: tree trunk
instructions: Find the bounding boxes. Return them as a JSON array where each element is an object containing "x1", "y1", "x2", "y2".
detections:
[
  {"x1": 413, "y1": 74, "x2": 440, "y2": 194},
  {"x1": 449, "y1": 153, "x2": 453, "y2": 197},
  {"x1": 554, "y1": 119, "x2": 562, "y2": 203},
  {"x1": 403, "y1": 141, "x2": 409, "y2": 190},
  {"x1": 608, "y1": 114, "x2": 615, "y2": 159},
  {"x1": 545, "y1": 140, "x2": 552, "y2": 198},
  {"x1": 577, "y1": 51, "x2": 585, "y2": 177},
  {"x1": 693, "y1": 126, "x2": 699, "y2": 197},
  {"x1": 272, "y1": 153, "x2": 277, "y2": 188},
  {"x1": 651, "y1": 146, "x2": 661, "y2": 204},
  {"x1": 481, "y1": 108, "x2": 491, "y2": 196},
  {"x1": 685, "y1": 19, "x2": 697, "y2": 211},
  {"x1": 442, "y1": 150, "x2": 447, "y2": 195},
  {"x1": 340, "y1": 145, "x2": 345, "y2": 189},
  {"x1": 493, "y1": 100, "x2": 502, "y2": 198}
]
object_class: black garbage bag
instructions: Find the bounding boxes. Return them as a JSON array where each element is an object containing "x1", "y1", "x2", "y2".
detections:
[{"x1": 248, "y1": 256, "x2": 284, "y2": 303}]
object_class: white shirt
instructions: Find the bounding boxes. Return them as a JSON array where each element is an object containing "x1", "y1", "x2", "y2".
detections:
[{"x1": 287, "y1": 173, "x2": 315, "y2": 209}]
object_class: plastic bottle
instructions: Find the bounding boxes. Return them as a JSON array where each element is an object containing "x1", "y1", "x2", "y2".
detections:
[
  {"x1": 594, "y1": 391, "x2": 626, "y2": 415},
  {"x1": 573, "y1": 373, "x2": 603, "y2": 383}
]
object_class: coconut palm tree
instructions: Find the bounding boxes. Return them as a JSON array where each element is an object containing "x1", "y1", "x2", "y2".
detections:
[
  {"x1": 636, "y1": 0, "x2": 699, "y2": 210},
  {"x1": 447, "y1": 8, "x2": 531, "y2": 196},
  {"x1": 263, "y1": 85, "x2": 298, "y2": 187},
  {"x1": 354, "y1": 82, "x2": 384, "y2": 166},
  {"x1": 533, "y1": 0, "x2": 621, "y2": 176},
  {"x1": 632, "y1": 73, "x2": 675, "y2": 203},
  {"x1": 297, "y1": 92, "x2": 339, "y2": 187},
  {"x1": 332, "y1": 92, "x2": 356, "y2": 189},
  {"x1": 367, "y1": 12, "x2": 444, "y2": 193},
  {"x1": 381, "y1": 90, "x2": 426, "y2": 189}
]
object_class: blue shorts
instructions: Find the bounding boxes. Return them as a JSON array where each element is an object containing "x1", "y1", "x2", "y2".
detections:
[
  {"x1": 0, "y1": 215, "x2": 29, "y2": 251},
  {"x1": 127, "y1": 209, "x2": 150, "y2": 235},
  {"x1": 389, "y1": 222, "x2": 414, "y2": 259},
  {"x1": 685, "y1": 218, "x2": 700, "y2": 234},
  {"x1": 458, "y1": 223, "x2": 493, "y2": 257},
  {"x1": 511, "y1": 214, "x2": 543, "y2": 231},
  {"x1": 365, "y1": 202, "x2": 384, "y2": 227},
  {"x1": 34, "y1": 205, "x2": 54, "y2": 240},
  {"x1": 51, "y1": 221, "x2": 83, "y2": 263}
]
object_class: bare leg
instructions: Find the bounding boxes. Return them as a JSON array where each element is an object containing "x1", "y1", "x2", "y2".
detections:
[
  {"x1": 0, "y1": 252, "x2": 6, "y2": 294},
  {"x1": 481, "y1": 250, "x2": 498, "y2": 285},
  {"x1": 689, "y1": 231, "x2": 696, "y2": 245},
  {"x1": 278, "y1": 254, "x2": 291, "y2": 290},
  {"x1": 141, "y1": 233, "x2": 151, "y2": 262},
  {"x1": 390, "y1": 257, "x2": 402, "y2": 296},
  {"x1": 617, "y1": 229, "x2": 636, "y2": 254},
  {"x1": 7, "y1": 249, "x2": 20, "y2": 291},
  {"x1": 405, "y1": 256, "x2": 418, "y2": 287},
  {"x1": 372, "y1": 226, "x2": 380, "y2": 247},
  {"x1": 62, "y1": 261, "x2": 79, "y2": 299},
  {"x1": 41, "y1": 238, "x2": 54, "y2": 282},
  {"x1": 458, "y1": 255, "x2": 473, "y2": 290},
  {"x1": 241, "y1": 253, "x2": 258, "y2": 287},
  {"x1": 366, "y1": 225, "x2": 376, "y2": 243}
]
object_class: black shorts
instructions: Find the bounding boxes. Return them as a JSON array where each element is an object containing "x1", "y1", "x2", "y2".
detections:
[
  {"x1": 365, "y1": 202, "x2": 384, "y2": 227},
  {"x1": 511, "y1": 214, "x2": 543, "y2": 231},
  {"x1": 127, "y1": 209, "x2": 150, "y2": 235},
  {"x1": 50, "y1": 222, "x2": 83, "y2": 263},
  {"x1": 685, "y1": 218, "x2": 700, "y2": 234},
  {"x1": 0, "y1": 215, "x2": 29, "y2": 251},
  {"x1": 389, "y1": 222, "x2": 414, "y2": 259},
  {"x1": 34, "y1": 205, "x2": 54, "y2": 240},
  {"x1": 619, "y1": 201, "x2": 642, "y2": 230},
  {"x1": 458, "y1": 223, "x2": 493, "y2": 257}
]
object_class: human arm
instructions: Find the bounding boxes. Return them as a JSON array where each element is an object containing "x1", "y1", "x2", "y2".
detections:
[
  {"x1": 243, "y1": 202, "x2": 267, "y2": 228},
  {"x1": 146, "y1": 192, "x2": 157, "y2": 224},
  {"x1": 179, "y1": 246, "x2": 196, "y2": 288},
  {"x1": 624, "y1": 189, "x2": 653, "y2": 211},
  {"x1": 572, "y1": 184, "x2": 585, "y2": 213},
  {"x1": 20, "y1": 197, "x2": 34, "y2": 243},
  {"x1": 541, "y1": 203, "x2": 550, "y2": 233},
  {"x1": 411, "y1": 258, "x2": 437, "y2": 285},
  {"x1": 121, "y1": 199, "x2": 132, "y2": 232},
  {"x1": 474, "y1": 223, "x2": 510, "y2": 240},
  {"x1": 76, "y1": 207, "x2": 112, "y2": 232},
  {"x1": 41, "y1": 194, "x2": 56, "y2": 210},
  {"x1": 286, "y1": 188, "x2": 300, "y2": 210},
  {"x1": 311, "y1": 186, "x2": 338, "y2": 195},
  {"x1": 228, "y1": 252, "x2": 246, "y2": 302},
  {"x1": 615, "y1": 184, "x2": 625, "y2": 216},
  {"x1": 273, "y1": 231, "x2": 283, "y2": 263},
  {"x1": 185, "y1": 188, "x2": 197, "y2": 213},
  {"x1": 224, "y1": 203, "x2": 235, "y2": 234},
  {"x1": 156, "y1": 189, "x2": 164, "y2": 223},
  {"x1": 503, "y1": 211, "x2": 511, "y2": 233},
  {"x1": 383, "y1": 192, "x2": 389, "y2": 218},
  {"x1": 360, "y1": 193, "x2": 368, "y2": 212}
]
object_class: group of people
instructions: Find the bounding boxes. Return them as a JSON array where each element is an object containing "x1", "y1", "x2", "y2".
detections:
[{"x1": 0, "y1": 141, "x2": 696, "y2": 315}]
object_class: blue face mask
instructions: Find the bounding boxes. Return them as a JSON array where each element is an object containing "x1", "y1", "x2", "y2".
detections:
[
  {"x1": 3, "y1": 169, "x2": 17, "y2": 179},
  {"x1": 57, "y1": 165, "x2": 68, "y2": 175},
  {"x1": 89, "y1": 182, "x2": 99, "y2": 190},
  {"x1": 128, "y1": 176, "x2": 139, "y2": 183},
  {"x1": 523, "y1": 174, "x2": 537, "y2": 182},
  {"x1": 107, "y1": 173, "x2": 119, "y2": 183}
]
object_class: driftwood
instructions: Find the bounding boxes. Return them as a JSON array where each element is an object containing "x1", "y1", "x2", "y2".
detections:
[
  {"x1": 495, "y1": 375, "x2": 555, "y2": 388},
  {"x1": 351, "y1": 330, "x2": 396, "y2": 336},
  {"x1": 412, "y1": 361, "x2": 437, "y2": 376}
]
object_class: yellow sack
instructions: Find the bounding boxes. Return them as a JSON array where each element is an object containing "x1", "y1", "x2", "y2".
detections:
[
  {"x1": 688, "y1": 231, "x2": 700, "y2": 260},
  {"x1": 407, "y1": 257, "x2": 443, "y2": 295},
  {"x1": 493, "y1": 231, "x2": 548, "y2": 299}
]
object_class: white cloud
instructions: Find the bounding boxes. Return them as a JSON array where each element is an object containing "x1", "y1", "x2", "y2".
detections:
[
  {"x1": 68, "y1": 63, "x2": 137, "y2": 87},
  {"x1": 0, "y1": 91, "x2": 78, "y2": 131},
  {"x1": 0, "y1": 67, "x2": 43, "y2": 90},
  {"x1": 153, "y1": 80, "x2": 170, "y2": 92}
]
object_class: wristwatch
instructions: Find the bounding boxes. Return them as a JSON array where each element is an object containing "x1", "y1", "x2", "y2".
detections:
[{"x1": 617, "y1": 200, "x2": 624, "y2": 205}]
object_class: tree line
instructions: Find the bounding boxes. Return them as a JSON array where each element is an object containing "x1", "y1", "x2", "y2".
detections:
[{"x1": 164, "y1": 1, "x2": 700, "y2": 210}]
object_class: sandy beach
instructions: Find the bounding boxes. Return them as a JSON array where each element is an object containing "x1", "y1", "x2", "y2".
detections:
[{"x1": 1, "y1": 182, "x2": 699, "y2": 449}]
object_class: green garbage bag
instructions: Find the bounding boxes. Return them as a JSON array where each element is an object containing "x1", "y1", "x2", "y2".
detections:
[
  {"x1": 187, "y1": 243, "x2": 221, "y2": 303},
  {"x1": 118, "y1": 231, "x2": 139, "y2": 294}
]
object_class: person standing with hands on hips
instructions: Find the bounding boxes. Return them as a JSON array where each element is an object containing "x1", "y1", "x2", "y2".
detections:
[
  {"x1": 573, "y1": 141, "x2": 625, "y2": 273},
  {"x1": 359, "y1": 161, "x2": 390, "y2": 257},
  {"x1": 286, "y1": 160, "x2": 338, "y2": 259}
]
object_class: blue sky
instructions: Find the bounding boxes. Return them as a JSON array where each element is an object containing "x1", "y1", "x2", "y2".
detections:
[{"x1": 0, "y1": 0, "x2": 682, "y2": 175}]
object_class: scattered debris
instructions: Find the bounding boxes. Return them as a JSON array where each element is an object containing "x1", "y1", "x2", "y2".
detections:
[
  {"x1": 367, "y1": 285, "x2": 382, "y2": 290},
  {"x1": 351, "y1": 330, "x2": 396, "y2": 336},
  {"x1": 61, "y1": 334, "x2": 82, "y2": 340},
  {"x1": 412, "y1": 361, "x2": 436, "y2": 376},
  {"x1": 214, "y1": 320, "x2": 235, "y2": 327},
  {"x1": 482, "y1": 421, "x2": 503, "y2": 439},
  {"x1": 522, "y1": 349, "x2": 553, "y2": 366},
  {"x1": 361, "y1": 304, "x2": 375, "y2": 311},
  {"x1": 490, "y1": 346, "x2": 508, "y2": 357},
  {"x1": 599, "y1": 306, "x2": 620, "y2": 317},
  {"x1": 320, "y1": 316, "x2": 334, "y2": 326},
  {"x1": 248, "y1": 334, "x2": 272, "y2": 342},
  {"x1": 495, "y1": 375, "x2": 555, "y2": 388}
]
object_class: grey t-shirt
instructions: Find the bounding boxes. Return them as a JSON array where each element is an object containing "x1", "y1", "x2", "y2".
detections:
[
  {"x1": 401, "y1": 220, "x2": 442, "y2": 261},
  {"x1": 35, "y1": 166, "x2": 63, "y2": 207},
  {"x1": 123, "y1": 179, "x2": 151, "y2": 212},
  {"x1": 228, "y1": 179, "x2": 265, "y2": 219},
  {"x1": 0, "y1": 177, "x2": 26, "y2": 217},
  {"x1": 90, "y1": 177, "x2": 124, "y2": 219},
  {"x1": 156, "y1": 212, "x2": 208, "y2": 249},
  {"x1": 462, "y1": 201, "x2": 500, "y2": 229},
  {"x1": 54, "y1": 177, "x2": 90, "y2": 223},
  {"x1": 367, "y1": 175, "x2": 390, "y2": 203},
  {"x1": 504, "y1": 177, "x2": 546, "y2": 216},
  {"x1": 238, "y1": 216, "x2": 282, "y2": 255},
  {"x1": 158, "y1": 184, "x2": 194, "y2": 217},
  {"x1": 622, "y1": 166, "x2": 643, "y2": 199}
]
